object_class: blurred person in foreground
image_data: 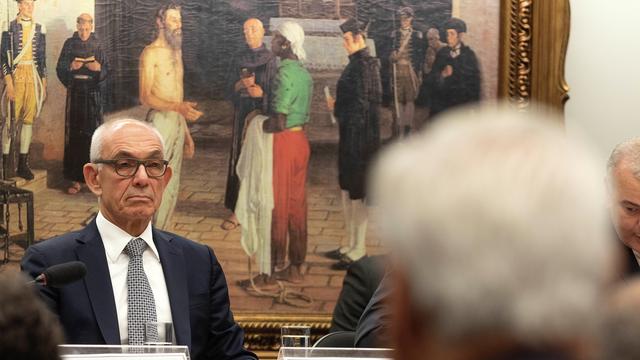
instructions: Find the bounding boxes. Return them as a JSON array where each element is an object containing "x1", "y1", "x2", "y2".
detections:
[
  {"x1": 0, "y1": 272, "x2": 63, "y2": 360},
  {"x1": 370, "y1": 105, "x2": 612, "y2": 360},
  {"x1": 606, "y1": 138, "x2": 640, "y2": 277},
  {"x1": 602, "y1": 278, "x2": 640, "y2": 360}
]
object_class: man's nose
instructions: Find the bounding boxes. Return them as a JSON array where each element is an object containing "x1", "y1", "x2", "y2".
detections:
[{"x1": 132, "y1": 164, "x2": 150, "y2": 184}]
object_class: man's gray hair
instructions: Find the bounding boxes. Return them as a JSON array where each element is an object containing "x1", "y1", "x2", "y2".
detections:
[
  {"x1": 90, "y1": 118, "x2": 165, "y2": 162},
  {"x1": 606, "y1": 137, "x2": 640, "y2": 178},
  {"x1": 371, "y1": 105, "x2": 610, "y2": 343}
]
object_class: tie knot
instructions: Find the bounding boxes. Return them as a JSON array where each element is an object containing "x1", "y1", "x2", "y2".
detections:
[{"x1": 125, "y1": 238, "x2": 147, "y2": 258}]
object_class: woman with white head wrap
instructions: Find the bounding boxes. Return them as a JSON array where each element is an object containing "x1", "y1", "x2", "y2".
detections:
[{"x1": 260, "y1": 20, "x2": 313, "y2": 283}]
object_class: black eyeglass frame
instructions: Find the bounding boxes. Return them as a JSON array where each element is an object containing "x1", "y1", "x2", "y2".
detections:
[{"x1": 93, "y1": 158, "x2": 169, "y2": 178}]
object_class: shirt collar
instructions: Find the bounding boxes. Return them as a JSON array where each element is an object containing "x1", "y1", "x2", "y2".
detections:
[
  {"x1": 96, "y1": 212, "x2": 159, "y2": 264},
  {"x1": 348, "y1": 47, "x2": 369, "y2": 61},
  {"x1": 450, "y1": 43, "x2": 462, "y2": 58}
]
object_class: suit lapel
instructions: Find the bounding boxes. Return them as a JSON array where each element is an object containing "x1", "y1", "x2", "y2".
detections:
[
  {"x1": 153, "y1": 229, "x2": 191, "y2": 348},
  {"x1": 75, "y1": 220, "x2": 121, "y2": 344}
]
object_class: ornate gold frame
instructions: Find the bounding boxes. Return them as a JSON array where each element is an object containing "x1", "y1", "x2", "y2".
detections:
[
  {"x1": 238, "y1": 0, "x2": 571, "y2": 358},
  {"x1": 498, "y1": 0, "x2": 571, "y2": 113}
]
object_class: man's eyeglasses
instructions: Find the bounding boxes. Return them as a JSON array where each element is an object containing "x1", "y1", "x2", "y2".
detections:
[{"x1": 93, "y1": 158, "x2": 169, "y2": 178}]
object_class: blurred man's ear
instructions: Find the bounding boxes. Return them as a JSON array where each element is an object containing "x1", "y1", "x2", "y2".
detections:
[
  {"x1": 391, "y1": 270, "x2": 431, "y2": 360},
  {"x1": 83, "y1": 163, "x2": 102, "y2": 197}
]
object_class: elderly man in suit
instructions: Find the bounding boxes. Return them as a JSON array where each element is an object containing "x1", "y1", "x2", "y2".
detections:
[{"x1": 21, "y1": 118, "x2": 256, "y2": 360}]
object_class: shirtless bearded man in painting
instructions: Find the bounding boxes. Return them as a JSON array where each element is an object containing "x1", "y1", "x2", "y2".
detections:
[{"x1": 139, "y1": 3, "x2": 203, "y2": 230}]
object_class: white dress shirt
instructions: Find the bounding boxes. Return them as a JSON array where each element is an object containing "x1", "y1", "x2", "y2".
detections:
[{"x1": 96, "y1": 212, "x2": 174, "y2": 344}]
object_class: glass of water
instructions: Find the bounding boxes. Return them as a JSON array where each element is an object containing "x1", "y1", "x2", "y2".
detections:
[
  {"x1": 145, "y1": 321, "x2": 173, "y2": 345},
  {"x1": 281, "y1": 325, "x2": 311, "y2": 348}
]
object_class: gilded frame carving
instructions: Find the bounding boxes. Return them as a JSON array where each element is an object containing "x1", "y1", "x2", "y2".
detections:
[
  {"x1": 239, "y1": 0, "x2": 571, "y2": 358},
  {"x1": 498, "y1": 0, "x2": 571, "y2": 112}
]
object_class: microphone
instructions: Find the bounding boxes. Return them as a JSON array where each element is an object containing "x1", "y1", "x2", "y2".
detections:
[{"x1": 29, "y1": 261, "x2": 87, "y2": 288}]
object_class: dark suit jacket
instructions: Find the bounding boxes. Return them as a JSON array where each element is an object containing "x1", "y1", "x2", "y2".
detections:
[
  {"x1": 330, "y1": 255, "x2": 386, "y2": 333},
  {"x1": 21, "y1": 220, "x2": 256, "y2": 360},
  {"x1": 354, "y1": 271, "x2": 392, "y2": 348}
]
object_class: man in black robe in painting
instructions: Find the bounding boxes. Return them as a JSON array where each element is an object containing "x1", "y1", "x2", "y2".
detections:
[
  {"x1": 56, "y1": 13, "x2": 107, "y2": 194},
  {"x1": 222, "y1": 17, "x2": 277, "y2": 230},
  {"x1": 426, "y1": 17, "x2": 481, "y2": 118},
  {"x1": 326, "y1": 18, "x2": 382, "y2": 270}
]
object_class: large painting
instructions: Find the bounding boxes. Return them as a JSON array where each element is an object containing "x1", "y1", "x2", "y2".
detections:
[{"x1": 0, "y1": 0, "x2": 570, "y2": 358}]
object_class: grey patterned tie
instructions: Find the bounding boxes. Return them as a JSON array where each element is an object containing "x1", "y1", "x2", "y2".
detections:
[{"x1": 125, "y1": 237, "x2": 158, "y2": 345}]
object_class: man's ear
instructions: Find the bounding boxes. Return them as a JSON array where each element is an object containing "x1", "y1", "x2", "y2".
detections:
[
  {"x1": 83, "y1": 163, "x2": 102, "y2": 196},
  {"x1": 162, "y1": 166, "x2": 173, "y2": 188}
]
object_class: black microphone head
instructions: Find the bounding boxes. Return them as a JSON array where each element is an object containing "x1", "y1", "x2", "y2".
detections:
[{"x1": 43, "y1": 261, "x2": 87, "y2": 288}]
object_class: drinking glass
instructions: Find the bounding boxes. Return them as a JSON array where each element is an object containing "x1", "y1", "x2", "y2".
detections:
[
  {"x1": 281, "y1": 325, "x2": 311, "y2": 348},
  {"x1": 144, "y1": 321, "x2": 173, "y2": 345}
]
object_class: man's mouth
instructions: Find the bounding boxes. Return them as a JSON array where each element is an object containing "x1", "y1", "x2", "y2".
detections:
[{"x1": 127, "y1": 194, "x2": 152, "y2": 201}]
